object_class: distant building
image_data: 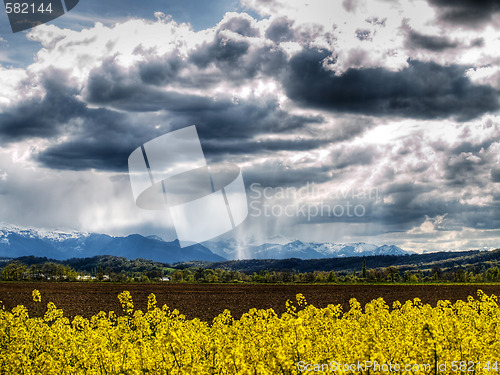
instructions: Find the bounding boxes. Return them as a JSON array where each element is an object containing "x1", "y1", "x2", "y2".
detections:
[{"x1": 77, "y1": 275, "x2": 96, "y2": 281}]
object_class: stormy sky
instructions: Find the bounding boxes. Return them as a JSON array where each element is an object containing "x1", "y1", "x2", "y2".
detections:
[{"x1": 1, "y1": 0, "x2": 500, "y2": 252}]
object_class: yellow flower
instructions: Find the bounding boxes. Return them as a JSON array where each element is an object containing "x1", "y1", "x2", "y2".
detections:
[
  {"x1": 32, "y1": 289, "x2": 41, "y2": 303},
  {"x1": 147, "y1": 293, "x2": 157, "y2": 311},
  {"x1": 1, "y1": 289, "x2": 499, "y2": 374}
]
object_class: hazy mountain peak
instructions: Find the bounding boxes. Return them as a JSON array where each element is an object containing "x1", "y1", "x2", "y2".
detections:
[
  {"x1": 205, "y1": 239, "x2": 413, "y2": 260},
  {"x1": 146, "y1": 235, "x2": 165, "y2": 242}
]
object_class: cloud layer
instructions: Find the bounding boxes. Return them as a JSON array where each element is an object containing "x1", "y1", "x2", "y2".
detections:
[{"x1": 0, "y1": 0, "x2": 500, "y2": 251}]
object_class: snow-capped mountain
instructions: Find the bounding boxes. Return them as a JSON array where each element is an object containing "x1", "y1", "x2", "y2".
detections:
[
  {"x1": 203, "y1": 239, "x2": 413, "y2": 260},
  {"x1": 0, "y1": 225, "x2": 225, "y2": 263},
  {"x1": 0, "y1": 225, "x2": 413, "y2": 262}
]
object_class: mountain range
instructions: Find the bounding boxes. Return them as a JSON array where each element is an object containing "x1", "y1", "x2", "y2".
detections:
[
  {"x1": 0, "y1": 226, "x2": 223, "y2": 263},
  {"x1": 0, "y1": 225, "x2": 413, "y2": 263},
  {"x1": 203, "y1": 238, "x2": 412, "y2": 260}
]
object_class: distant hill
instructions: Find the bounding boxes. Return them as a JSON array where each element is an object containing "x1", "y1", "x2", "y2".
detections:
[
  {"x1": 3, "y1": 247, "x2": 500, "y2": 278},
  {"x1": 0, "y1": 226, "x2": 225, "y2": 263},
  {"x1": 11, "y1": 255, "x2": 170, "y2": 274},
  {"x1": 176, "y1": 248, "x2": 500, "y2": 274}
]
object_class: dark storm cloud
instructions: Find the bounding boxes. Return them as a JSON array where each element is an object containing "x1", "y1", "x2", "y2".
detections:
[
  {"x1": 218, "y1": 14, "x2": 260, "y2": 37},
  {"x1": 470, "y1": 38, "x2": 485, "y2": 47},
  {"x1": 201, "y1": 137, "x2": 328, "y2": 157},
  {"x1": 138, "y1": 53, "x2": 184, "y2": 86},
  {"x1": 377, "y1": 200, "x2": 500, "y2": 230},
  {"x1": 456, "y1": 206, "x2": 500, "y2": 230},
  {"x1": 283, "y1": 181, "x2": 439, "y2": 227},
  {"x1": 0, "y1": 69, "x2": 155, "y2": 171},
  {"x1": 441, "y1": 136, "x2": 499, "y2": 187},
  {"x1": 427, "y1": 0, "x2": 500, "y2": 27},
  {"x1": 265, "y1": 17, "x2": 295, "y2": 43},
  {"x1": 284, "y1": 49, "x2": 500, "y2": 121},
  {"x1": 383, "y1": 181, "x2": 432, "y2": 196},
  {"x1": 0, "y1": 70, "x2": 172, "y2": 171},
  {"x1": 35, "y1": 107, "x2": 160, "y2": 171},
  {"x1": 189, "y1": 35, "x2": 286, "y2": 80},
  {"x1": 187, "y1": 14, "x2": 287, "y2": 81},
  {"x1": 0, "y1": 45, "x2": 321, "y2": 173},
  {"x1": 242, "y1": 161, "x2": 334, "y2": 188},
  {"x1": 189, "y1": 16, "x2": 256, "y2": 67},
  {"x1": 171, "y1": 99, "x2": 326, "y2": 161},
  {"x1": 491, "y1": 167, "x2": 500, "y2": 182},
  {"x1": 210, "y1": 129, "x2": 381, "y2": 189},
  {"x1": 83, "y1": 53, "x2": 321, "y2": 133},
  {"x1": 369, "y1": 183, "x2": 444, "y2": 227},
  {"x1": 37, "y1": 140, "x2": 130, "y2": 171},
  {"x1": 190, "y1": 37, "x2": 250, "y2": 68},
  {"x1": 24, "y1": 60, "x2": 325, "y2": 171},
  {"x1": 35, "y1": 94, "x2": 325, "y2": 171},
  {"x1": 450, "y1": 139, "x2": 496, "y2": 155},
  {"x1": 444, "y1": 152, "x2": 487, "y2": 186},
  {"x1": 283, "y1": 174, "x2": 500, "y2": 230},
  {"x1": 406, "y1": 31, "x2": 459, "y2": 51},
  {"x1": 85, "y1": 58, "x2": 236, "y2": 111},
  {"x1": 86, "y1": 78, "x2": 229, "y2": 113},
  {"x1": 182, "y1": 99, "x2": 323, "y2": 140},
  {"x1": 0, "y1": 75, "x2": 85, "y2": 142},
  {"x1": 86, "y1": 61, "x2": 321, "y2": 130}
]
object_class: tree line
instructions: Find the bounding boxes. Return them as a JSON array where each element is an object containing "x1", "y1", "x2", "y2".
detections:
[
  {"x1": 0, "y1": 260, "x2": 166, "y2": 282},
  {"x1": 169, "y1": 264, "x2": 500, "y2": 283},
  {"x1": 2, "y1": 257, "x2": 500, "y2": 283}
]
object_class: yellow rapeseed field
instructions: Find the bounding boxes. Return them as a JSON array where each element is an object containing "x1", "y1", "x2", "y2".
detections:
[{"x1": 0, "y1": 289, "x2": 499, "y2": 374}]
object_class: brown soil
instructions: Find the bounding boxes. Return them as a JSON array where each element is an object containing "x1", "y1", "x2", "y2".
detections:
[{"x1": 1, "y1": 282, "x2": 499, "y2": 322}]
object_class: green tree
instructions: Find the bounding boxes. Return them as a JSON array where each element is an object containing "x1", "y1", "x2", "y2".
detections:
[
  {"x1": 385, "y1": 266, "x2": 400, "y2": 282},
  {"x1": 1, "y1": 261, "x2": 27, "y2": 281},
  {"x1": 97, "y1": 264, "x2": 104, "y2": 281},
  {"x1": 327, "y1": 271, "x2": 337, "y2": 283},
  {"x1": 431, "y1": 266, "x2": 442, "y2": 281}
]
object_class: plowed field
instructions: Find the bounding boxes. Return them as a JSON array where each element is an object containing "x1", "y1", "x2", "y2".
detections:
[{"x1": 1, "y1": 282, "x2": 499, "y2": 321}]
